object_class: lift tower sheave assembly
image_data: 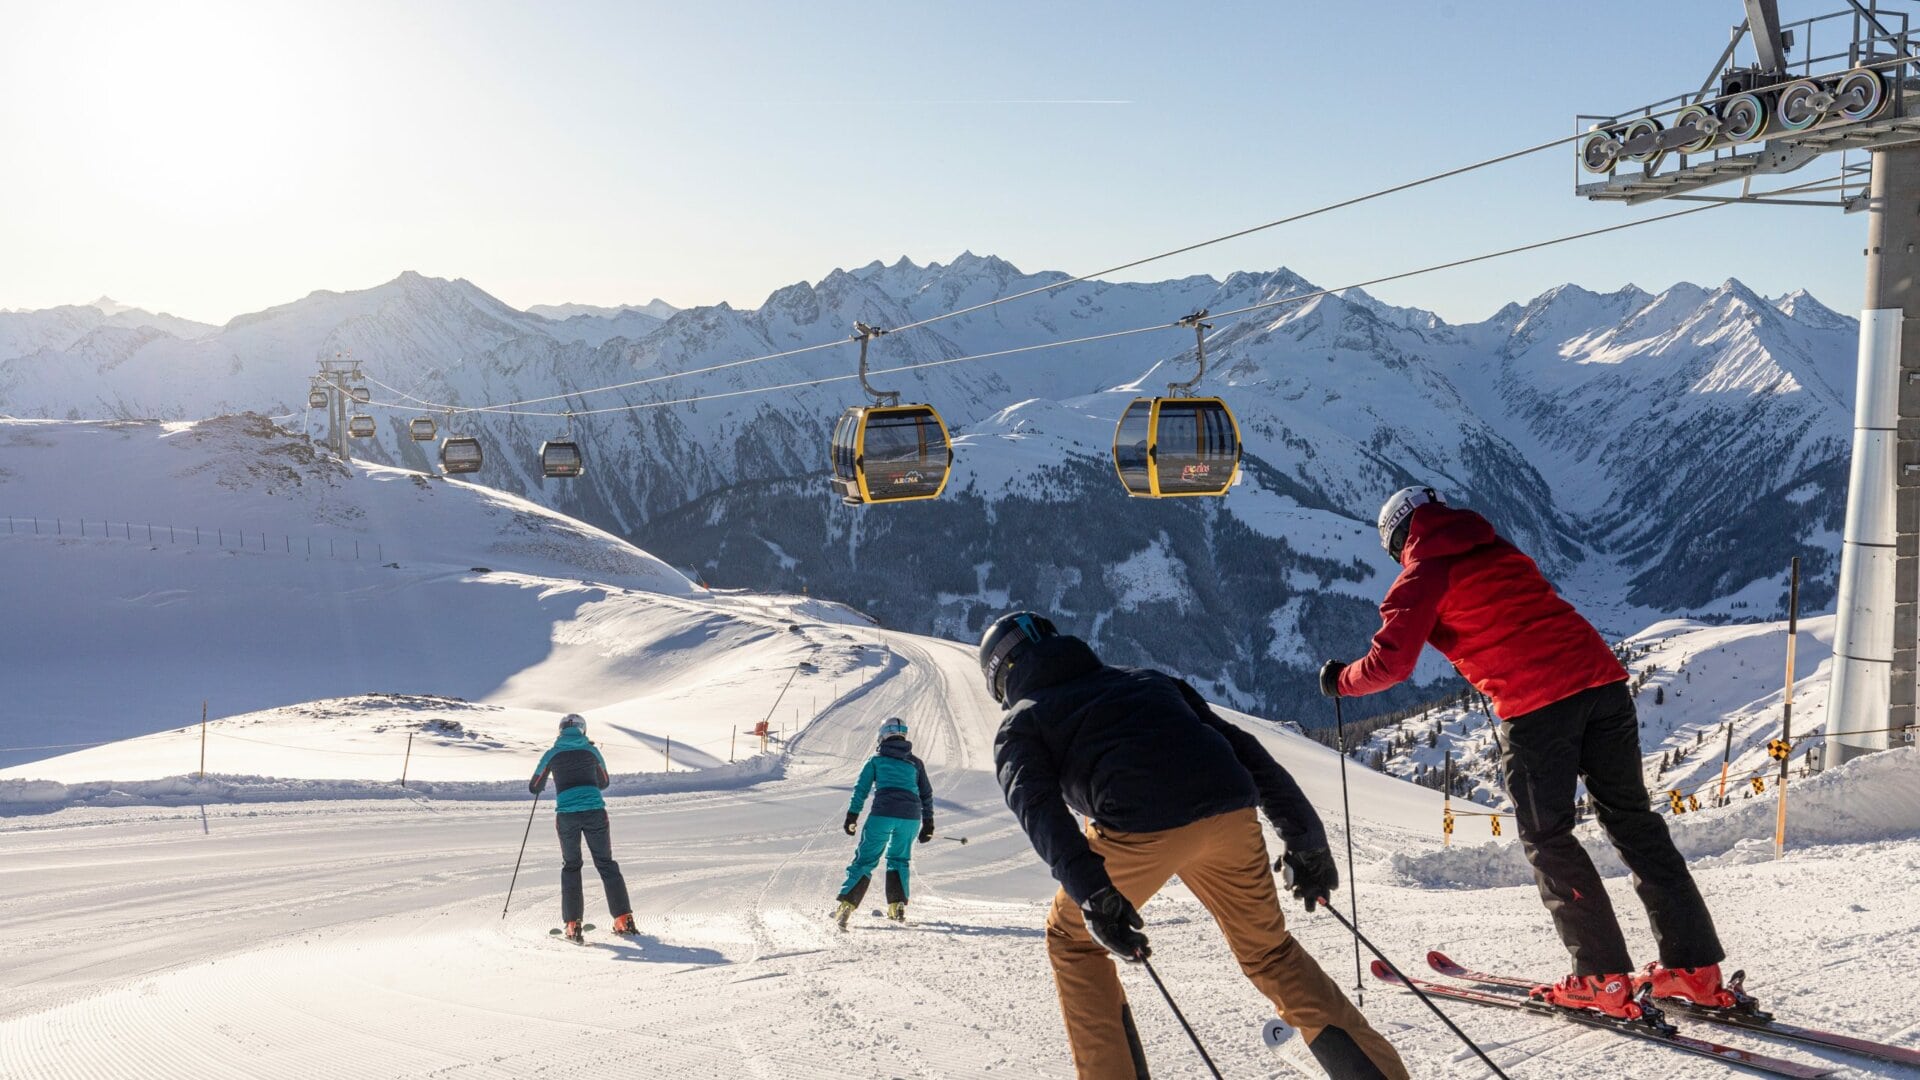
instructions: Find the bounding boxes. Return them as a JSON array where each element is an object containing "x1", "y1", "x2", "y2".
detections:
[{"x1": 1576, "y1": 1, "x2": 1920, "y2": 767}]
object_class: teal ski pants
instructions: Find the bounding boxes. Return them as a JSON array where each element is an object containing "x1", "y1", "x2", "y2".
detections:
[{"x1": 838, "y1": 814, "x2": 920, "y2": 902}]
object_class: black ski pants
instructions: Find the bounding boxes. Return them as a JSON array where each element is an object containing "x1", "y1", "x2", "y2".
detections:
[
  {"x1": 557, "y1": 809, "x2": 632, "y2": 923},
  {"x1": 1499, "y1": 680, "x2": 1723, "y2": 976}
]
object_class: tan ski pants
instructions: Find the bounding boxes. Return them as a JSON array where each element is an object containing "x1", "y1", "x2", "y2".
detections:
[{"x1": 1045, "y1": 807, "x2": 1408, "y2": 1079}]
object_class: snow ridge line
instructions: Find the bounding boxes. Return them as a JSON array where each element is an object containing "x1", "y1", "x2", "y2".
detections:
[{"x1": 0, "y1": 757, "x2": 789, "y2": 816}]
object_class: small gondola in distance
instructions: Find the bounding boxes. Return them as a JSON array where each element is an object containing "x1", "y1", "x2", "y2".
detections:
[
  {"x1": 440, "y1": 435, "x2": 483, "y2": 475},
  {"x1": 539, "y1": 439, "x2": 584, "y2": 479}
]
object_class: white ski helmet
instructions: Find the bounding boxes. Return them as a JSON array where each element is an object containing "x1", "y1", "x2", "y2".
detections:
[
  {"x1": 1377, "y1": 486, "x2": 1442, "y2": 560},
  {"x1": 878, "y1": 718, "x2": 908, "y2": 744},
  {"x1": 559, "y1": 713, "x2": 588, "y2": 735}
]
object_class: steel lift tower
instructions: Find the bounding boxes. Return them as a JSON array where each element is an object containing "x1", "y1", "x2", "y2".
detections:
[{"x1": 1576, "y1": 1, "x2": 1920, "y2": 767}]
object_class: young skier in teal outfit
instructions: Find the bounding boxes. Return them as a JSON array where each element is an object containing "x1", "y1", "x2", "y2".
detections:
[
  {"x1": 834, "y1": 719, "x2": 935, "y2": 927},
  {"x1": 529, "y1": 714, "x2": 635, "y2": 944}
]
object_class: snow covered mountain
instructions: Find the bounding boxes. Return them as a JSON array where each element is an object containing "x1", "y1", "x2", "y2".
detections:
[{"x1": 0, "y1": 258, "x2": 1859, "y2": 724}]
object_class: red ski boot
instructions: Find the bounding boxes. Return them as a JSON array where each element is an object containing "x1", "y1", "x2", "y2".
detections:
[
  {"x1": 1530, "y1": 973, "x2": 1645, "y2": 1021},
  {"x1": 563, "y1": 920, "x2": 584, "y2": 945},
  {"x1": 611, "y1": 913, "x2": 638, "y2": 936},
  {"x1": 1635, "y1": 962, "x2": 1750, "y2": 1011}
]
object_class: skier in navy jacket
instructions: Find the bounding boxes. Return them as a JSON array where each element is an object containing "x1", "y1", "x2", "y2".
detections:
[
  {"x1": 982, "y1": 611, "x2": 1407, "y2": 1080},
  {"x1": 529, "y1": 714, "x2": 634, "y2": 943}
]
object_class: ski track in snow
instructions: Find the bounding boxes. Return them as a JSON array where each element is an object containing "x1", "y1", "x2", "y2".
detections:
[{"x1": 2, "y1": 635, "x2": 1918, "y2": 1078}]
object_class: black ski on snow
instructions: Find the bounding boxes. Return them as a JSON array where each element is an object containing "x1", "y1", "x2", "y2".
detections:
[
  {"x1": 1369, "y1": 961, "x2": 1835, "y2": 1079},
  {"x1": 1426, "y1": 950, "x2": 1920, "y2": 1069}
]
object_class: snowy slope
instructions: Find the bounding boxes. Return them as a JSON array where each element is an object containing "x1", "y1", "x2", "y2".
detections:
[
  {"x1": 3, "y1": 632, "x2": 1917, "y2": 1078},
  {"x1": 0, "y1": 416, "x2": 878, "y2": 778}
]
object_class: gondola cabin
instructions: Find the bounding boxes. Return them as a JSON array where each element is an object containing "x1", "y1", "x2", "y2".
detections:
[
  {"x1": 350, "y1": 385, "x2": 371, "y2": 403},
  {"x1": 308, "y1": 389, "x2": 328, "y2": 409},
  {"x1": 539, "y1": 439, "x2": 583, "y2": 479},
  {"x1": 440, "y1": 436, "x2": 483, "y2": 475},
  {"x1": 347, "y1": 414, "x2": 376, "y2": 439},
  {"x1": 409, "y1": 417, "x2": 438, "y2": 442},
  {"x1": 1111, "y1": 397, "x2": 1241, "y2": 498},
  {"x1": 829, "y1": 404, "x2": 952, "y2": 506}
]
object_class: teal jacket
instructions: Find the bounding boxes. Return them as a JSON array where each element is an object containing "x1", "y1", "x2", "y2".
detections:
[
  {"x1": 849, "y1": 738, "x2": 933, "y2": 823},
  {"x1": 530, "y1": 730, "x2": 611, "y2": 813}
]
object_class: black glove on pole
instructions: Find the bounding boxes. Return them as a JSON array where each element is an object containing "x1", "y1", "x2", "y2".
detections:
[
  {"x1": 843, "y1": 811, "x2": 858, "y2": 836},
  {"x1": 1081, "y1": 887, "x2": 1150, "y2": 962},
  {"x1": 1277, "y1": 847, "x2": 1338, "y2": 912},
  {"x1": 1319, "y1": 659, "x2": 1345, "y2": 698},
  {"x1": 501, "y1": 788, "x2": 541, "y2": 920}
]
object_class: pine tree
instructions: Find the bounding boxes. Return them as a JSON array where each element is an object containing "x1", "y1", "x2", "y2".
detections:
[{"x1": 1655, "y1": 686, "x2": 1665, "y2": 705}]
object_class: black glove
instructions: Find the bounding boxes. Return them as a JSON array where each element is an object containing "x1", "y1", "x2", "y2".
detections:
[
  {"x1": 1278, "y1": 847, "x2": 1339, "y2": 912},
  {"x1": 1318, "y1": 660, "x2": 1346, "y2": 699},
  {"x1": 843, "y1": 811, "x2": 858, "y2": 836},
  {"x1": 1081, "y1": 887, "x2": 1150, "y2": 962},
  {"x1": 919, "y1": 819, "x2": 934, "y2": 844},
  {"x1": 528, "y1": 777, "x2": 544, "y2": 796}
]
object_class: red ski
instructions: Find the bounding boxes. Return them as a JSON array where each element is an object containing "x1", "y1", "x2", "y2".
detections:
[
  {"x1": 1370, "y1": 960, "x2": 1835, "y2": 1078},
  {"x1": 1426, "y1": 950, "x2": 1920, "y2": 1069}
]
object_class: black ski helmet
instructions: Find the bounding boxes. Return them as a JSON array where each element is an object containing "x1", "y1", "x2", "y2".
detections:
[{"x1": 978, "y1": 611, "x2": 1059, "y2": 705}]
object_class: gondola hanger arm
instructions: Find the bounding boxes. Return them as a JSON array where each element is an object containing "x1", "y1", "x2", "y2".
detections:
[
  {"x1": 1167, "y1": 310, "x2": 1212, "y2": 397},
  {"x1": 852, "y1": 322, "x2": 900, "y2": 407}
]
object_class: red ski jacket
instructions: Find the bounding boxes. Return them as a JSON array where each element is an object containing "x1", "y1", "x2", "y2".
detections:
[{"x1": 1336, "y1": 504, "x2": 1626, "y2": 720}]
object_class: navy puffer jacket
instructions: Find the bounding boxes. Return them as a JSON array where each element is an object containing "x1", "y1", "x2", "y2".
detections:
[{"x1": 993, "y1": 635, "x2": 1327, "y2": 904}]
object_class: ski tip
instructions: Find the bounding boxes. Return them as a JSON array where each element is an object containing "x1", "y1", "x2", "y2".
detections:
[
  {"x1": 1369, "y1": 959, "x2": 1399, "y2": 982},
  {"x1": 1427, "y1": 949, "x2": 1463, "y2": 974}
]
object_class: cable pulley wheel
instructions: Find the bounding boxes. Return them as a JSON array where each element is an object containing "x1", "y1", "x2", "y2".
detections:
[
  {"x1": 1834, "y1": 68, "x2": 1890, "y2": 123},
  {"x1": 1621, "y1": 117, "x2": 1664, "y2": 163},
  {"x1": 1579, "y1": 130, "x2": 1622, "y2": 173},
  {"x1": 1669, "y1": 105, "x2": 1718, "y2": 154},
  {"x1": 1718, "y1": 92, "x2": 1768, "y2": 143},
  {"x1": 1773, "y1": 80, "x2": 1829, "y2": 132}
]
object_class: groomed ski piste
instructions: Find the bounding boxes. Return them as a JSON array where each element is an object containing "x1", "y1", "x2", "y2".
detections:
[{"x1": 3, "y1": 418, "x2": 1918, "y2": 1078}]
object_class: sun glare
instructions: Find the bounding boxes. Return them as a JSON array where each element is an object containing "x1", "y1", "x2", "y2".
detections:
[{"x1": 18, "y1": 3, "x2": 337, "y2": 225}]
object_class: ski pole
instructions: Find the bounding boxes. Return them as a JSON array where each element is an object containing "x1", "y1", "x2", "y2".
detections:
[
  {"x1": 1317, "y1": 902, "x2": 1511, "y2": 1080},
  {"x1": 501, "y1": 788, "x2": 541, "y2": 919},
  {"x1": 1333, "y1": 695, "x2": 1363, "y2": 1004},
  {"x1": 1139, "y1": 955, "x2": 1224, "y2": 1080},
  {"x1": 938, "y1": 835, "x2": 969, "y2": 845}
]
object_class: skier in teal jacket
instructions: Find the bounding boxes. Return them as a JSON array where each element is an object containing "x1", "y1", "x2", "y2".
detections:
[
  {"x1": 529, "y1": 714, "x2": 634, "y2": 943},
  {"x1": 834, "y1": 719, "x2": 935, "y2": 927}
]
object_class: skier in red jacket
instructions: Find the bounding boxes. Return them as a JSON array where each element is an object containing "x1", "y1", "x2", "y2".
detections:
[{"x1": 1321, "y1": 487, "x2": 1739, "y2": 1022}]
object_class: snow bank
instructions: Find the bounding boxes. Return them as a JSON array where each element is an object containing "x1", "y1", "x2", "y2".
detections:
[{"x1": 1393, "y1": 746, "x2": 1920, "y2": 888}]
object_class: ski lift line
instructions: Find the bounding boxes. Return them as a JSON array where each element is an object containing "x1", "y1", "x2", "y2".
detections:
[
  {"x1": 354, "y1": 130, "x2": 1626, "y2": 419},
  {"x1": 349, "y1": 172, "x2": 1837, "y2": 422},
  {"x1": 883, "y1": 132, "x2": 1596, "y2": 337}
]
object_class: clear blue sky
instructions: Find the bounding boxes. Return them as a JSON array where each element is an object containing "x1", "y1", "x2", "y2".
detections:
[{"x1": 0, "y1": 0, "x2": 1874, "y2": 324}]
